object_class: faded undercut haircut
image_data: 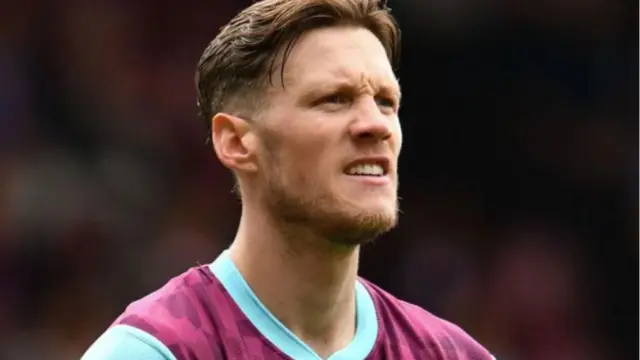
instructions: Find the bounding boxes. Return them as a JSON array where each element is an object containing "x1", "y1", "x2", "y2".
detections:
[{"x1": 195, "y1": 0, "x2": 401, "y2": 143}]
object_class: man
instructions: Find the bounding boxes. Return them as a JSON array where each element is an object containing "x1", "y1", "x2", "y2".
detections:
[{"x1": 82, "y1": 0, "x2": 495, "y2": 359}]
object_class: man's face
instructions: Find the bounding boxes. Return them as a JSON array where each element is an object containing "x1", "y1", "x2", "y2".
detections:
[{"x1": 254, "y1": 26, "x2": 402, "y2": 245}]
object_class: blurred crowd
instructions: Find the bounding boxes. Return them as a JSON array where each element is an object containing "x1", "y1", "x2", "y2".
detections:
[{"x1": 0, "y1": 0, "x2": 636, "y2": 359}]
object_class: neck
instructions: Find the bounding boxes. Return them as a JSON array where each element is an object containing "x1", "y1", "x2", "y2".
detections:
[{"x1": 229, "y1": 204, "x2": 360, "y2": 358}]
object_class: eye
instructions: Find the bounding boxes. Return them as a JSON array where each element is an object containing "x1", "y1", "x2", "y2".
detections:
[
  {"x1": 321, "y1": 92, "x2": 351, "y2": 105},
  {"x1": 375, "y1": 96, "x2": 397, "y2": 109}
]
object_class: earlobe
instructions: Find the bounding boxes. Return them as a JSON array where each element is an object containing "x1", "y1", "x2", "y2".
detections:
[{"x1": 211, "y1": 113, "x2": 258, "y2": 173}]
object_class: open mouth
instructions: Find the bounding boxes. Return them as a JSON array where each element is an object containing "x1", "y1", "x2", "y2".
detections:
[
  {"x1": 344, "y1": 158, "x2": 390, "y2": 177},
  {"x1": 346, "y1": 163, "x2": 386, "y2": 176}
]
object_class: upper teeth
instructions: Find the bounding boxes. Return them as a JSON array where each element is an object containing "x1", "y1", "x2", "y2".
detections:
[{"x1": 347, "y1": 163, "x2": 384, "y2": 176}]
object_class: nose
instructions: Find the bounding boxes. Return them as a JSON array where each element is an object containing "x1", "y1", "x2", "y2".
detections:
[{"x1": 349, "y1": 99, "x2": 392, "y2": 142}]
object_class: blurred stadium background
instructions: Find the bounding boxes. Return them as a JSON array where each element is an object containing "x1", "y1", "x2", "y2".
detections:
[{"x1": 0, "y1": 0, "x2": 637, "y2": 359}]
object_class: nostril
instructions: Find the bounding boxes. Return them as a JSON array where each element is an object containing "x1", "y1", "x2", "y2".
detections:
[
  {"x1": 355, "y1": 130, "x2": 391, "y2": 141},
  {"x1": 357, "y1": 131, "x2": 376, "y2": 140}
]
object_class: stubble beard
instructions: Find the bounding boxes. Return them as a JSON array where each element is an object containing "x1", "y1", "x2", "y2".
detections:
[{"x1": 263, "y1": 169, "x2": 399, "y2": 247}]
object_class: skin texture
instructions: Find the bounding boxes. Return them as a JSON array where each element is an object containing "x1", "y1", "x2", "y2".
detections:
[{"x1": 211, "y1": 25, "x2": 402, "y2": 358}]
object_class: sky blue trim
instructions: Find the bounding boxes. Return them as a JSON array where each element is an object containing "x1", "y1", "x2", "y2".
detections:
[
  {"x1": 81, "y1": 324, "x2": 176, "y2": 360},
  {"x1": 327, "y1": 280, "x2": 378, "y2": 360},
  {"x1": 210, "y1": 250, "x2": 378, "y2": 360}
]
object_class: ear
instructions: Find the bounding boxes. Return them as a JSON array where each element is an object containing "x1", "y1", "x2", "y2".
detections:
[{"x1": 211, "y1": 113, "x2": 258, "y2": 173}]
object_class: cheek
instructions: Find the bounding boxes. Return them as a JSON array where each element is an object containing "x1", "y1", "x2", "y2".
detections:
[
  {"x1": 394, "y1": 121, "x2": 403, "y2": 152},
  {"x1": 285, "y1": 144, "x2": 336, "y2": 188},
  {"x1": 266, "y1": 121, "x2": 338, "y2": 187},
  {"x1": 273, "y1": 146, "x2": 317, "y2": 183}
]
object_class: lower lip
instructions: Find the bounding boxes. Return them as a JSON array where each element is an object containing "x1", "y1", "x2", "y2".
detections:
[{"x1": 346, "y1": 175, "x2": 391, "y2": 186}]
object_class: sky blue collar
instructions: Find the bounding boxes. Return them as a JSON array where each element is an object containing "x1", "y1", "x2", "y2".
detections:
[{"x1": 209, "y1": 250, "x2": 378, "y2": 360}]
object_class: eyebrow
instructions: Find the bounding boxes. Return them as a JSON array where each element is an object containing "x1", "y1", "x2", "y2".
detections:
[
  {"x1": 302, "y1": 76, "x2": 402, "y2": 102},
  {"x1": 384, "y1": 82, "x2": 402, "y2": 102}
]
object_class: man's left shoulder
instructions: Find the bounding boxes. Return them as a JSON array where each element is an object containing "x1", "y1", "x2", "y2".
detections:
[
  {"x1": 361, "y1": 279, "x2": 496, "y2": 359},
  {"x1": 399, "y1": 300, "x2": 494, "y2": 358}
]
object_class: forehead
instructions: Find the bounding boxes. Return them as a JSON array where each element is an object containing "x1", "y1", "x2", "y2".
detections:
[{"x1": 280, "y1": 26, "x2": 399, "y2": 94}]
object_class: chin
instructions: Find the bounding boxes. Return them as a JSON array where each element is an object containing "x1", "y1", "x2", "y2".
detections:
[
  {"x1": 321, "y1": 204, "x2": 398, "y2": 246},
  {"x1": 266, "y1": 183, "x2": 398, "y2": 245}
]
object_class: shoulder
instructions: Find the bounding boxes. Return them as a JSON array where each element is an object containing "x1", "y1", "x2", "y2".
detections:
[
  {"x1": 362, "y1": 279, "x2": 495, "y2": 359},
  {"x1": 399, "y1": 300, "x2": 493, "y2": 358},
  {"x1": 81, "y1": 324, "x2": 176, "y2": 360},
  {"x1": 115, "y1": 266, "x2": 208, "y2": 330},
  {"x1": 110, "y1": 266, "x2": 224, "y2": 358}
]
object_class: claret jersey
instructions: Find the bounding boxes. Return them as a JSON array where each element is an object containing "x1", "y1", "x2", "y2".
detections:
[{"x1": 82, "y1": 251, "x2": 494, "y2": 359}]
